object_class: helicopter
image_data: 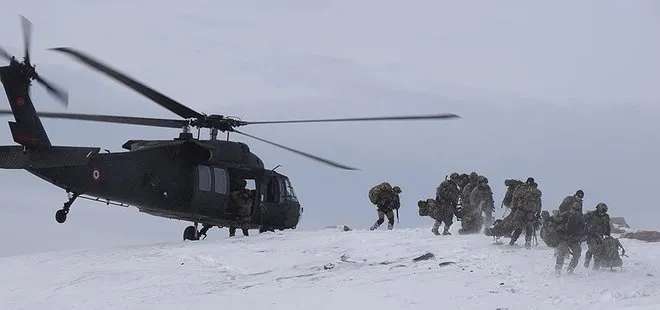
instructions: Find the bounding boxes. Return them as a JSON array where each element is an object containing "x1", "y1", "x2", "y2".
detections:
[{"x1": 0, "y1": 16, "x2": 461, "y2": 240}]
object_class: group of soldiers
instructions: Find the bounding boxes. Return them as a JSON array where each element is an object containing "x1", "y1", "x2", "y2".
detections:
[{"x1": 368, "y1": 172, "x2": 626, "y2": 275}]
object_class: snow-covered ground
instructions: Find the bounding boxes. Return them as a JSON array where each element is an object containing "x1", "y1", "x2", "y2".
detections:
[
  {"x1": 1, "y1": 1, "x2": 659, "y2": 309},
  {"x1": 1, "y1": 228, "x2": 658, "y2": 310}
]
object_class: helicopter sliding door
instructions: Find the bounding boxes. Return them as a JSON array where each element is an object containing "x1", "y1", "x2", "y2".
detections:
[{"x1": 192, "y1": 164, "x2": 229, "y2": 217}]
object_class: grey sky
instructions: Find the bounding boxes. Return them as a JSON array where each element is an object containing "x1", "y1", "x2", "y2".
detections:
[{"x1": 0, "y1": 0, "x2": 659, "y2": 257}]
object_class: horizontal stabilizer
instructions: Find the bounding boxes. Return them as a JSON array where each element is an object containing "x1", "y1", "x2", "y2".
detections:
[{"x1": 0, "y1": 145, "x2": 100, "y2": 169}]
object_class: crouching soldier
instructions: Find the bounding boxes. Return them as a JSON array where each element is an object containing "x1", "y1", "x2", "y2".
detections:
[{"x1": 418, "y1": 198, "x2": 453, "y2": 235}]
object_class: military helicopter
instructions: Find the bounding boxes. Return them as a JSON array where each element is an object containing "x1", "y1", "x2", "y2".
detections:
[{"x1": 0, "y1": 16, "x2": 460, "y2": 240}]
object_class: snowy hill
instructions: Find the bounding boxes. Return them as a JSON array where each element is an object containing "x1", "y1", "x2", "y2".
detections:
[{"x1": 1, "y1": 228, "x2": 659, "y2": 310}]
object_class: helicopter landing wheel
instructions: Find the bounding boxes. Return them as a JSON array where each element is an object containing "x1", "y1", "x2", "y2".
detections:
[
  {"x1": 55, "y1": 192, "x2": 79, "y2": 224},
  {"x1": 55, "y1": 209, "x2": 68, "y2": 223},
  {"x1": 183, "y1": 225, "x2": 199, "y2": 241}
]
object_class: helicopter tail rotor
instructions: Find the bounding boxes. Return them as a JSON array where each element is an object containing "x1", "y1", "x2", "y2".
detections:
[{"x1": 0, "y1": 15, "x2": 68, "y2": 107}]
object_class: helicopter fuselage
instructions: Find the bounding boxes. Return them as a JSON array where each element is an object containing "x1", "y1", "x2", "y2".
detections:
[{"x1": 13, "y1": 138, "x2": 302, "y2": 230}]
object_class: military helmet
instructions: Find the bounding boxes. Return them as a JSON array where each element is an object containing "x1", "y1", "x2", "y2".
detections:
[
  {"x1": 392, "y1": 186, "x2": 402, "y2": 193},
  {"x1": 596, "y1": 202, "x2": 608, "y2": 213},
  {"x1": 234, "y1": 178, "x2": 247, "y2": 188},
  {"x1": 469, "y1": 172, "x2": 478, "y2": 179},
  {"x1": 526, "y1": 177, "x2": 535, "y2": 184},
  {"x1": 450, "y1": 172, "x2": 459, "y2": 179},
  {"x1": 575, "y1": 190, "x2": 584, "y2": 199},
  {"x1": 479, "y1": 175, "x2": 488, "y2": 183}
]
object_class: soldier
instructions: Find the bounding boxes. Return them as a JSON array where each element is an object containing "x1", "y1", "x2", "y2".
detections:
[
  {"x1": 559, "y1": 190, "x2": 584, "y2": 213},
  {"x1": 369, "y1": 185, "x2": 402, "y2": 230},
  {"x1": 458, "y1": 172, "x2": 480, "y2": 234},
  {"x1": 470, "y1": 176, "x2": 495, "y2": 227},
  {"x1": 555, "y1": 202, "x2": 586, "y2": 275},
  {"x1": 418, "y1": 198, "x2": 453, "y2": 235},
  {"x1": 508, "y1": 177, "x2": 542, "y2": 248},
  {"x1": 229, "y1": 179, "x2": 253, "y2": 237},
  {"x1": 583, "y1": 202, "x2": 611, "y2": 269},
  {"x1": 436, "y1": 173, "x2": 461, "y2": 220}
]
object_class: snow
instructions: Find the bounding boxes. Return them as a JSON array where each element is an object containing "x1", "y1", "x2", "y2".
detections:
[
  {"x1": 1, "y1": 0, "x2": 660, "y2": 308},
  {"x1": 1, "y1": 228, "x2": 659, "y2": 310}
]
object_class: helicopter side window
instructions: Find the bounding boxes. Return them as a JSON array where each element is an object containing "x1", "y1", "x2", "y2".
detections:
[
  {"x1": 197, "y1": 165, "x2": 211, "y2": 191},
  {"x1": 213, "y1": 168, "x2": 228, "y2": 194}
]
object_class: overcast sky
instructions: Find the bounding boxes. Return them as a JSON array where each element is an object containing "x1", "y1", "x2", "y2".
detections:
[{"x1": 0, "y1": 0, "x2": 659, "y2": 257}]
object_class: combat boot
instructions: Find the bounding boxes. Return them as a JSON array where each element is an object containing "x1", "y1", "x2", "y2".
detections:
[
  {"x1": 242, "y1": 229, "x2": 249, "y2": 236},
  {"x1": 443, "y1": 229, "x2": 451, "y2": 235},
  {"x1": 229, "y1": 227, "x2": 236, "y2": 237},
  {"x1": 387, "y1": 223, "x2": 394, "y2": 230},
  {"x1": 525, "y1": 241, "x2": 531, "y2": 249},
  {"x1": 584, "y1": 258, "x2": 590, "y2": 268},
  {"x1": 431, "y1": 228, "x2": 440, "y2": 235},
  {"x1": 555, "y1": 265, "x2": 562, "y2": 275}
]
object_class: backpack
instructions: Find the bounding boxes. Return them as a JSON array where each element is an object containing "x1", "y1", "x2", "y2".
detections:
[
  {"x1": 369, "y1": 182, "x2": 392, "y2": 204},
  {"x1": 583, "y1": 211, "x2": 596, "y2": 234},
  {"x1": 502, "y1": 179, "x2": 522, "y2": 208},
  {"x1": 566, "y1": 211, "x2": 586, "y2": 237},
  {"x1": 517, "y1": 186, "x2": 542, "y2": 213},
  {"x1": 598, "y1": 236, "x2": 623, "y2": 268}
]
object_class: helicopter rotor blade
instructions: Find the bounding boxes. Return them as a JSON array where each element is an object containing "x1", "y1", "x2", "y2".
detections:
[
  {"x1": 0, "y1": 46, "x2": 11, "y2": 62},
  {"x1": 0, "y1": 109, "x2": 188, "y2": 128},
  {"x1": 48, "y1": 47, "x2": 204, "y2": 119},
  {"x1": 239, "y1": 113, "x2": 461, "y2": 126},
  {"x1": 233, "y1": 129, "x2": 358, "y2": 170},
  {"x1": 20, "y1": 15, "x2": 32, "y2": 65},
  {"x1": 33, "y1": 74, "x2": 69, "y2": 106}
]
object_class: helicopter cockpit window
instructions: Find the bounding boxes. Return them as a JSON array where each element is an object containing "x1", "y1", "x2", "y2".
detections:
[
  {"x1": 197, "y1": 165, "x2": 211, "y2": 191},
  {"x1": 282, "y1": 178, "x2": 298, "y2": 201},
  {"x1": 213, "y1": 168, "x2": 228, "y2": 194}
]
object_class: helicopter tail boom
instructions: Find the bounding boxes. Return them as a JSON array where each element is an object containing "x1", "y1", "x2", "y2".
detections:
[
  {"x1": 0, "y1": 145, "x2": 100, "y2": 169},
  {"x1": 0, "y1": 66, "x2": 52, "y2": 149}
]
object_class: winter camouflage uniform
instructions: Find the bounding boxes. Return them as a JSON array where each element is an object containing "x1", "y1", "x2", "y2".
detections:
[
  {"x1": 418, "y1": 198, "x2": 453, "y2": 235},
  {"x1": 470, "y1": 176, "x2": 495, "y2": 227},
  {"x1": 229, "y1": 179, "x2": 252, "y2": 237},
  {"x1": 436, "y1": 173, "x2": 461, "y2": 214},
  {"x1": 584, "y1": 202, "x2": 611, "y2": 269},
  {"x1": 559, "y1": 190, "x2": 584, "y2": 213},
  {"x1": 458, "y1": 172, "x2": 480, "y2": 234},
  {"x1": 555, "y1": 202, "x2": 585, "y2": 275},
  {"x1": 508, "y1": 177, "x2": 542, "y2": 248},
  {"x1": 370, "y1": 186, "x2": 401, "y2": 230}
]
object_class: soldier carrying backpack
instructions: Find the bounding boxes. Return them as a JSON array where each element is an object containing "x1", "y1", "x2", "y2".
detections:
[{"x1": 369, "y1": 182, "x2": 402, "y2": 230}]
